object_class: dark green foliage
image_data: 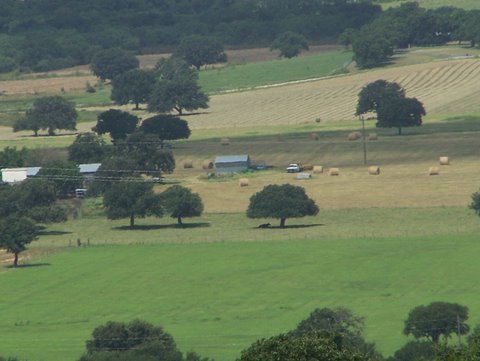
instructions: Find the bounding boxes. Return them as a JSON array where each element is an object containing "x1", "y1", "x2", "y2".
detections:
[
  {"x1": 103, "y1": 181, "x2": 162, "y2": 228},
  {"x1": 0, "y1": 146, "x2": 29, "y2": 167},
  {"x1": 161, "y1": 185, "x2": 203, "y2": 225},
  {"x1": 0, "y1": 357, "x2": 22, "y2": 361},
  {"x1": 149, "y1": 57, "x2": 208, "y2": 115},
  {"x1": 36, "y1": 160, "x2": 83, "y2": 198},
  {"x1": 0, "y1": 215, "x2": 38, "y2": 267},
  {"x1": 93, "y1": 109, "x2": 139, "y2": 143},
  {"x1": 356, "y1": 80, "x2": 425, "y2": 135},
  {"x1": 148, "y1": 78, "x2": 209, "y2": 115},
  {"x1": 237, "y1": 333, "x2": 369, "y2": 361},
  {"x1": 289, "y1": 307, "x2": 382, "y2": 361},
  {"x1": 140, "y1": 115, "x2": 191, "y2": 146},
  {"x1": 469, "y1": 191, "x2": 480, "y2": 216},
  {"x1": 174, "y1": 35, "x2": 227, "y2": 69},
  {"x1": 270, "y1": 31, "x2": 309, "y2": 59},
  {"x1": 387, "y1": 340, "x2": 435, "y2": 361},
  {"x1": 0, "y1": 179, "x2": 67, "y2": 223},
  {"x1": 352, "y1": 27, "x2": 394, "y2": 68},
  {"x1": 68, "y1": 133, "x2": 108, "y2": 164},
  {"x1": 88, "y1": 156, "x2": 141, "y2": 196},
  {"x1": 119, "y1": 132, "x2": 176, "y2": 175},
  {"x1": 403, "y1": 302, "x2": 469, "y2": 343},
  {"x1": 111, "y1": 69, "x2": 156, "y2": 110},
  {"x1": 13, "y1": 96, "x2": 77, "y2": 136},
  {"x1": 90, "y1": 48, "x2": 139, "y2": 81},
  {"x1": 247, "y1": 184, "x2": 319, "y2": 228},
  {"x1": 81, "y1": 319, "x2": 187, "y2": 361}
]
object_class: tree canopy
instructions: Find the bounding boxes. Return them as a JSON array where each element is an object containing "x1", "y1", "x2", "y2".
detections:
[
  {"x1": 0, "y1": 146, "x2": 29, "y2": 168},
  {"x1": 0, "y1": 215, "x2": 38, "y2": 267},
  {"x1": 14, "y1": 96, "x2": 77, "y2": 136},
  {"x1": 90, "y1": 48, "x2": 139, "y2": 81},
  {"x1": 247, "y1": 184, "x2": 319, "y2": 227},
  {"x1": 93, "y1": 109, "x2": 139, "y2": 143},
  {"x1": 36, "y1": 160, "x2": 83, "y2": 198},
  {"x1": 68, "y1": 133, "x2": 108, "y2": 164},
  {"x1": 403, "y1": 302, "x2": 469, "y2": 343},
  {"x1": 174, "y1": 35, "x2": 227, "y2": 69},
  {"x1": 356, "y1": 80, "x2": 425, "y2": 135},
  {"x1": 270, "y1": 31, "x2": 309, "y2": 58},
  {"x1": 140, "y1": 114, "x2": 191, "y2": 147},
  {"x1": 111, "y1": 69, "x2": 156, "y2": 110},
  {"x1": 161, "y1": 185, "x2": 204, "y2": 225},
  {"x1": 103, "y1": 181, "x2": 162, "y2": 228}
]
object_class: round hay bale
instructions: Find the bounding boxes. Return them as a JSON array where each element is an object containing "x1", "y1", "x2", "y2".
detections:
[
  {"x1": 313, "y1": 166, "x2": 323, "y2": 174},
  {"x1": 439, "y1": 156, "x2": 449, "y2": 165},
  {"x1": 220, "y1": 138, "x2": 230, "y2": 145},
  {"x1": 429, "y1": 166, "x2": 439, "y2": 175},
  {"x1": 239, "y1": 178, "x2": 249, "y2": 187},
  {"x1": 368, "y1": 133, "x2": 378, "y2": 141},
  {"x1": 202, "y1": 160, "x2": 214, "y2": 170},
  {"x1": 348, "y1": 132, "x2": 361, "y2": 141},
  {"x1": 302, "y1": 164, "x2": 314, "y2": 171},
  {"x1": 328, "y1": 167, "x2": 340, "y2": 176},
  {"x1": 368, "y1": 166, "x2": 380, "y2": 175},
  {"x1": 183, "y1": 160, "x2": 193, "y2": 169}
]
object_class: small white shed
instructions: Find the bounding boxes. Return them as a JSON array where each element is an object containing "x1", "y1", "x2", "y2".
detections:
[{"x1": 1, "y1": 168, "x2": 28, "y2": 183}]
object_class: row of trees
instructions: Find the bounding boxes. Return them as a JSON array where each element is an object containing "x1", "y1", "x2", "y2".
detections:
[
  {"x1": 344, "y1": 3, "x2": 480, "y2": 68},
  {"x1": 0, "y1": 0, "x2": 380, "y2": 72}
]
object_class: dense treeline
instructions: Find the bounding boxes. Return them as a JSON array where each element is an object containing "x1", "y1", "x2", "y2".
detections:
[{"x1": 0, "y1": 0, "x2": 380, "y2": 72}]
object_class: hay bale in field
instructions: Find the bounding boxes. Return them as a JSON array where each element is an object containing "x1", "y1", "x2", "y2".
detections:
[
  {"x1": 239, "y1": 178, "x2": 249, "y2": 187},
  {"x1": 439, "y1": 156, "x2": 449, "y2": 165},
  {"x1": 368, "y1": 166, "x2": 380, "y2": 175},
  {"x1": 329, "y1": 168, "x2": 340, "y2": 176},
  {"x1": 301, "y1": 164, "x2": 314, "y2": 171},
  {"x1": 429, "y1": 166, "x2": 439, "y2": 175},
  {"x1": 296, "y1": 172, "x2": 311, "y2": 180},
  {"x1": 368, "y1": 133, "x2": 378, "y2": 141},
  {"x1": 220, "y1": 138, "x2": 230, "y2": 145},
  {"x1": 313, "y1": 166, "x2": 323, "y2": 174},
  {"x1": 202, "y1": 160, "x2": 214, "y2": 170},
  {"x1": 183, "y1": 160, "x2": 193, "y2": 169},
  {"x1": 309, "y1": 133, "x2": 319, "y2": 141},
  {"x1": 348, "y1": 131, "x2": 361, "y2": 141}
]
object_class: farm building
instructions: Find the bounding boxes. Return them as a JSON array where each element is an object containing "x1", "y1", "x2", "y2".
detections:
[
  {"x1": 214, "y1": 155, "x2": 250, "y2": 174},
  {"x1": 1, "y1": 167, "x2": 42, "y2": 184},
  {"x1": 79, "y1": 163, "x2": 101, "y2": 179}
]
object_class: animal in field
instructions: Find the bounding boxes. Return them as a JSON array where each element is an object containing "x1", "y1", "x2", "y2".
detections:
[{"x1": 258, "y1": 223, "x2": 271, "y2": 228}]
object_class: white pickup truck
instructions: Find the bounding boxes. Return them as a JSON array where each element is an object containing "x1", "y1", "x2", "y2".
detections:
[{"x1": 286, "y1": 163, "x2": 301, "y2": 173}]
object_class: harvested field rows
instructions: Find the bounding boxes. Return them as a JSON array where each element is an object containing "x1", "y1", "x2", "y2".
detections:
[{"x1": 187, "y1": 59, "x2": 480, "y2": 129}]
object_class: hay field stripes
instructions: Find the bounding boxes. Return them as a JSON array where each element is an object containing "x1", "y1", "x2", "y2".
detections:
[{"x1": 187, "y1": 59, "x2": 480, "y2": 130}]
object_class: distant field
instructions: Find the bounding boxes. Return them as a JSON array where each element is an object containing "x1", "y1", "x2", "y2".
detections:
[{"x1": 378, "y1": 0, "x2": 480, "y2": 10}]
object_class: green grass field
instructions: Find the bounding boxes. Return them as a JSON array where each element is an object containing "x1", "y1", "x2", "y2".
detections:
[{"x1": 2, "y1": 224, "x2": 480, "y2": 361}]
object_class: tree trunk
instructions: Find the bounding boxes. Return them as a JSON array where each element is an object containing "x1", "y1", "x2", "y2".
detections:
[
  {"x1": 48, "y1": 127, "x2": 55, "y2": 136},
  {"x1": 135, "y1": 102, "x2": 139, "y2": 110},
  {"x1": 398, "y1": 127, "x2": 402, "y2": 135},
  {"x1": 177, "y1": 216, "x2": 183, "y2": 226},
  {"x1": 130, "y1": 214, "x2": 135, "y2": 228},
  {"x1": 280, "y1": 218, "x2": 286, "y2": 228},
  {"x1": 34, "y1": 129, "x2": 38, "y2": 137},
  {"x1": 175, "y1": 106, "x2": 183, "y2": 115},
  {"x1": 13, "y1": 252, "x2": 18, "y2": 267}
]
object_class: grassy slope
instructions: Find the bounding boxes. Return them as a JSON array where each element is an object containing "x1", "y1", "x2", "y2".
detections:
[{"x1": 2, "y1": 230, "x2": 480, "y2": 361}]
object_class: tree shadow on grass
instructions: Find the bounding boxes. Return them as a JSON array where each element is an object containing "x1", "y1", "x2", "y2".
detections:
[
  {"x1": 113, "y1": 222, "x2": 211, "y2": 231},
  {"x1": 37, "y1": 230, "x2": 73, "y2": 236},
  {"x1": 253, "y1": 223, "x2": 324, "y2": 230},
  {"x1": 6, "y1": 263, "x2": 51, "y2": 269}
]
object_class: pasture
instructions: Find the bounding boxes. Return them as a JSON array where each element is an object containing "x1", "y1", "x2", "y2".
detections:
[
  {"x1": 378, "y1": 0, "x2": 480, "y2": 10},
  {"x1": 1, "y1": 44, "x2": 480, "y2": 361}
]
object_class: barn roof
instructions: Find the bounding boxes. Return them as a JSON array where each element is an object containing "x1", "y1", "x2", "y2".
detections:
[
  {"x1": 27, "y1": 167, "x2": 42, "y2": 176},
  {"x1": 79, "y1": 163, "x2": 101, "y2": 174},
  {"x1": 214, "y1": 155, "x2": 250, "y2": 164}
]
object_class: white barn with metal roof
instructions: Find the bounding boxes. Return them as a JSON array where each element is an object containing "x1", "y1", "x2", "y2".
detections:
[{"x1": 214, "y1": 155, "x2": 250, "y2": 174}]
